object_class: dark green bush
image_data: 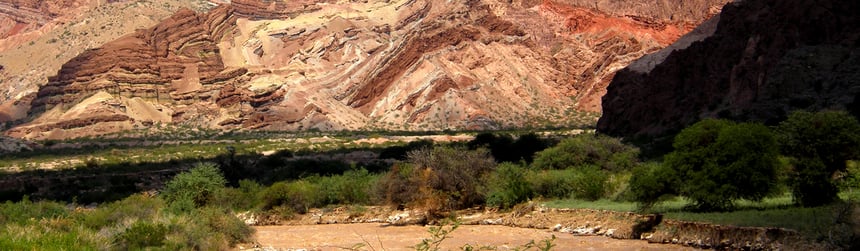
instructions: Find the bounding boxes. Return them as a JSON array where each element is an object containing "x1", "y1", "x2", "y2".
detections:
[
  {"x1": 468, "y1": 133, "x2": 550, "y2": 163},
  {"x1": 776, "y1": 110, "x2": 860, "y2": 206},
  {"x1": 486, "y1": 163, "x2": 533, "y2": 208},
  {"x1": 531, "y1": 134, "x2": 639, "y2": 172},
  {"x1": 379, "y1": 140, "x2": 433, "y2": 160},
  {"x1": 628, "y1": 162, "x2": 678, "y2": 210},
  {"x1": 664, "y1": 119, "x2": 780, "y2": 211}
]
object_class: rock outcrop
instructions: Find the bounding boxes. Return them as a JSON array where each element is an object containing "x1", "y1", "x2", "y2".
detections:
[
  {"x1": 231, "y1": 0, "x2": 333, "y2": 19},
  {"x1": 4, "y1": 0, "x2": 729, "y2": 140},
  {"x1": 0, "y1": 0, "x2": 212, "y2": 129},
  {"x1": 597, "y1": 0, "x2": 860, "y2": 145}
]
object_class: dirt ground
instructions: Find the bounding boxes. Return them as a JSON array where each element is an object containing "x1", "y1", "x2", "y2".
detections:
[{"x1": 245, "y1": 223, "x2": 694, "y2": 250}]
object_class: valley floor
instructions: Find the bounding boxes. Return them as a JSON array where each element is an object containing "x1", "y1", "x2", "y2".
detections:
[{"x1": 246, "y1": 224, "x2": 691, "y2": 250}]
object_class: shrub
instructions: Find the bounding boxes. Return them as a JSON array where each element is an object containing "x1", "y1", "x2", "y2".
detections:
[
  {"x1": 314, "y1": 169, "x2": 379, "y2": 205},
  {"x1": 528, "y1": 169, "x2": 577, "y2": 199},
  {"x1": 570, "y1": 165, "x2": 610, "y2": 201},
  {"x1": 117, "y1": 221, "x2": 168, "y2": 249},
  {"x1": 215, "y1": 179, "x2": 263, "y2": 211},
  {"x1": 665, "y1": 119, "x2": 780, "y2": 211},
  {"x1": 79, "y1": 194, "x2": 164, "y2": 229},
  {"x1": 260, "y1": 180, "x2": 322, "y2": 214},
  {"x1": 160, "y1": 163, "x2": 227, "y2": 211},
  {"x1": 378, "y1": 147, "x2": 496, "y2": 211},
  {"x1": 628, "y1": 162, "x2": 678, "y2": 210},
  {"x1": 532, "y1": 134, "x2": 639, "y2": 172},
  {"x1": 486, "y1": 163, "x2": 533, "y2": 208},
  {"x1": 197, "y1": 207, "x2": 254, "y2": 245},
  {"x1": 775, "y1": 110, "x2": 860, "y2": 206}
]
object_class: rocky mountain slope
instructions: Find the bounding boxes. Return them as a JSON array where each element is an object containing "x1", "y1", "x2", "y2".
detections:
[
  {"x1": 2, "y1": 0, "x2": 729, "y2": 140},
  {"x1": 0, "y1": 0, "x2": 212, "y2": 124},
  {"x1": 598, "y1": 0, "x2": 860, "y2": 143}
]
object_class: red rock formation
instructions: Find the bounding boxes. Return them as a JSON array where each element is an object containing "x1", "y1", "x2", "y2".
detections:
[
  {"x1": 598, "y1": 0, "x2": 860, "y2": 147},
  {"x1": 231, "y1": 0, "x2": 332, "y2": 19},
  {"x1": 0, "y1": 0, "x2": 96, "y2": 39},
  {"x1": 347, "y1": 0, "x2": 527, "y2": 112},
  {"x1": 4, "y1": 0, "x2": 730, "y2": 140},
  {"x1": 29, "y1": 6, "x2": 239, "y2": 114}
]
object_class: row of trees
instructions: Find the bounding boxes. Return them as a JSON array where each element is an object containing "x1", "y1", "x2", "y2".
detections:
[
  {"x1": 631, "y1": 111, "x2": 860, "y2": 210},
  {"x1": 168, "y1": 110, "x2": 859, "y2": 220}
]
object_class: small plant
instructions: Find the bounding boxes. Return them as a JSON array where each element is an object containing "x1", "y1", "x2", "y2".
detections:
[
  {"x1": 117, "y1": 221, "x2": 168, "y2": 249},
  {"x1": 413, "y1": 219, "x2": 461, "y2": 251}
]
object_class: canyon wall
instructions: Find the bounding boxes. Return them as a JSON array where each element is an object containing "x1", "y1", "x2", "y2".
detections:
[{"x1": 598, "y1": 0, "x2": 860, "y2": 146}]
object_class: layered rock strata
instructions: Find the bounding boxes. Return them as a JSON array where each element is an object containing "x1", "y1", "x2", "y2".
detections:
[{"x1": 5, "y1": 0, "x2": 730, "y2": 140}]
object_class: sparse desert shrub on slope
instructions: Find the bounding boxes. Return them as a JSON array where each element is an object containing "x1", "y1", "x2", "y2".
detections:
[
  {"x1": 776, "y1": 110, "x2": 860, "y2": 206},
  {"x1": 664, "y1": 119, "x2": 780, "y2": 211},
  {"x1": 378, "y1": 147, "x2": 495, "y2": 212}
]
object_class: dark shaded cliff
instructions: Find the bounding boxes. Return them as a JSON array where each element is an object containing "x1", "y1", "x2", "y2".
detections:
[{"x1": 598, "y1": 0, "x2": 860, "y2": 149}]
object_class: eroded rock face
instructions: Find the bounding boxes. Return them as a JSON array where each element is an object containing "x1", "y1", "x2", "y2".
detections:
[
  {"x1": 5, "y1": 0, "x2": 729, "y2": 140},
  {"x1": 597, "y1": 0, "x2": 860, "y2": 145},
  {"x1": 231, "y1": 0, "x2": 333, "y2": 19}
]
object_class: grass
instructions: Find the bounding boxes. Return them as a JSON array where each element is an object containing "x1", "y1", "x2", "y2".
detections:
[{"x1": 544, "y1": 190, "x2": 859, "y2": 237}]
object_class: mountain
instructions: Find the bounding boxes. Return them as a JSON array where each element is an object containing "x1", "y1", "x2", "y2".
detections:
[
  {"x1": 1, "y1": 0, "x2": 728, "y2": 140},
  {"x1": 0, "y1": 0, "x2": 212, "y2": 124},
  {"x1": 597, "y1": 0, "x2": 860, "y2": 147}
]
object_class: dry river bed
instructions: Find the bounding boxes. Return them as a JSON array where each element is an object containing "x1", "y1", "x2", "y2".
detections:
[{"x1": 244, "y1": 223, "x2": 694, "y2": 250}]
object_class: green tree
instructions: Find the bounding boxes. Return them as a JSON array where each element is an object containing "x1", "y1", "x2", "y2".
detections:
[
  {"x1": 532, "y1": 133, "x2": 639, "y2": 172},
  {"x1": 664, "y1": 119, "x2": 780, "y2": 211},
  {"x1": 775, "y1": 110, "x2": 860, "y2": 206},
  {"x1": 161, "y1": 163, "x2": 227, "y2": 211}
]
